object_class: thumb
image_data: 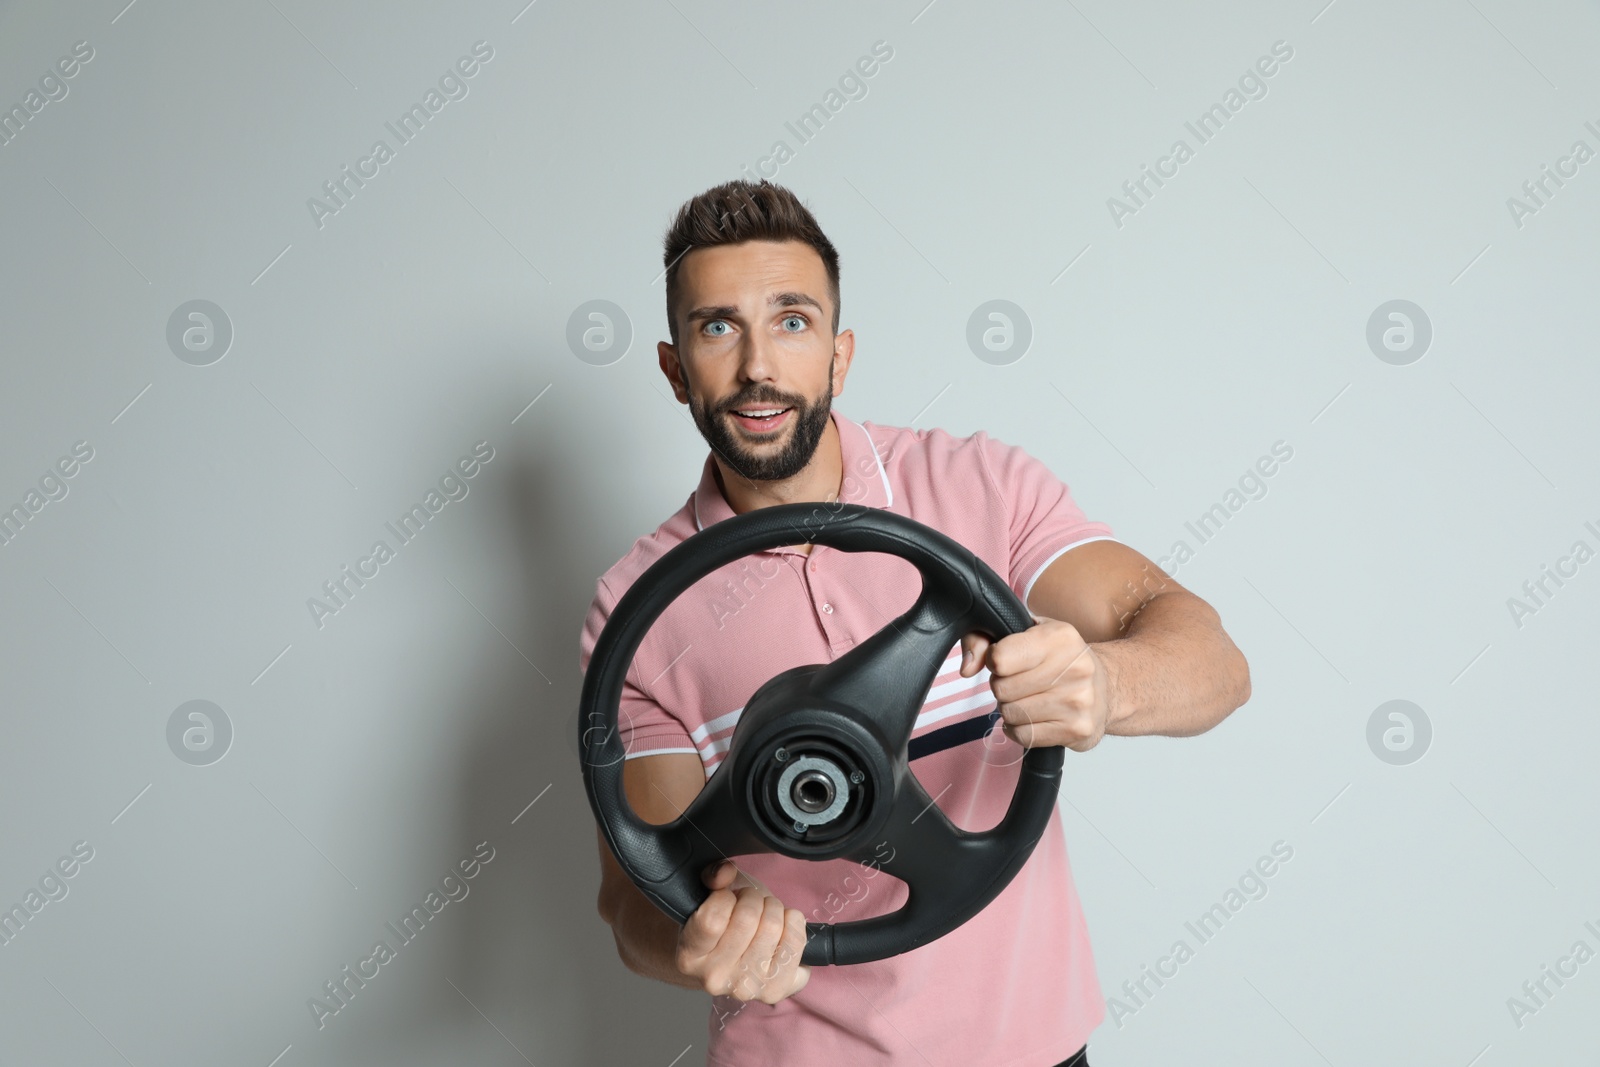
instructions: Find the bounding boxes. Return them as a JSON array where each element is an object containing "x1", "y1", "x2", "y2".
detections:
[
  {"x1": 960, "y1": 632, "x2": 990, "y2": 677},
  {"x1": 702, "y1": 860, "x2": 735, "y2": 888}
]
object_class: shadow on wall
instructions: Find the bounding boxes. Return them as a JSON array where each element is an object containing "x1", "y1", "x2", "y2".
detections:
[
  {"x1": 289, "y1": 383, "x2": 709, "y2": 1065},
  {"x1": 452, "y1": 432, "x2": 709, "y2": 1065}
]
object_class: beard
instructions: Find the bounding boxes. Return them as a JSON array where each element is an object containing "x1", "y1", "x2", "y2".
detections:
[{"x1": 689, "y1": 355, "x2": 835, "y2": 483}]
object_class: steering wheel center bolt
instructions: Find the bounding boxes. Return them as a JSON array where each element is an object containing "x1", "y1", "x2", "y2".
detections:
[
  {"x1": 792, "y1": 770, "x2": 836, "y2": 813},
  {"x1": 774, "y1": 747, "x2": 789, "y2": 762}
]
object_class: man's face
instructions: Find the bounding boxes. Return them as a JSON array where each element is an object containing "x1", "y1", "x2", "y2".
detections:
[{"x1": 659, "y1": 239, "x2": 853, "y2": 482}]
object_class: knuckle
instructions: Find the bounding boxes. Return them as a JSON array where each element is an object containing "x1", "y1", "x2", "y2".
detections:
[
  {"x1": 689, "y1": 910, "x2": 726, "y2": 940},
  {"x1": 703, "y1": 965, "x2": 734, "y2": 995},
  {"x1": 727, "y1": 892, "x2": 762, "y2": 927}
]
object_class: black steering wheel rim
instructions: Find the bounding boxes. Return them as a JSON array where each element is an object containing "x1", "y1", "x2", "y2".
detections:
[{"x1": 579, "y1": 501, "x2": 1064, "y2": 966}]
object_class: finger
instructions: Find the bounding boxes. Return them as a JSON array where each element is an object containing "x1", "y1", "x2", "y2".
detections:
[
  {"x1": 960, "y1": 633, "x2": 990, "y2": 677},
  {"x1": 996, "y1": 693, "x2": 1059, "y2": 748},
  {"x1": 748, "y1": 908, "x2": 809, "y2": 1004},
  {"x1": 768, "y1": 907, "x2": 808, "y2": 973},
  {"x1": 701, "y1": 859, "x2": 736, "y2": 889},
  {"x1": 988, "y1": 644, "x2": 1093, "y2": 705},
  {"x1": 737, "y1": 894, "x2": 790, "y2": 997},
  {"x1": 996, "y1": 697, "x2": 1036, "y2": 729},
  {"x1": 987, "y1": 623, "x2": 1077, "y2": 679},
  {"x1": 680, "y1": 886, "x2": 738, "y2": 962},
  {"x1": 697, "y1": 887, "x2": 766, "y2": 996},
  {"x1": 768, "y1": 908, "x2": 812, "y2": 1001},
  {"x1": 1002, "y1": 698, "x2": 1098, "y2": 750},
  {"x1": 713, "y1": 888, "x2": 776, "y2": 993}
]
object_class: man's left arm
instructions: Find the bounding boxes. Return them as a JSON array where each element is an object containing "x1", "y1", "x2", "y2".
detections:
[{"x1": 961, "y1": 539, "x2": 1251, "y2": 751}]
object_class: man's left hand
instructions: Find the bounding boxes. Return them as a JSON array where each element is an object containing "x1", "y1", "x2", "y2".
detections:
[{"x1": 959, "y1": 615, "x2": 1113, "y2": 753}]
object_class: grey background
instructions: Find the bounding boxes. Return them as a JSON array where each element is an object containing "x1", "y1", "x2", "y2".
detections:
[{"x1": 2, "y1": 0, "x2": 1597, "y2": 1063}]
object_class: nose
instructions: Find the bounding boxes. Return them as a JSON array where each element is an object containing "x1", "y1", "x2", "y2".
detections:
[{"x1": 736, "y1": 334, "x2": 779, "y2": 389}]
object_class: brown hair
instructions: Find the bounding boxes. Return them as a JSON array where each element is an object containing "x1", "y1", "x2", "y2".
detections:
[{"x1": 661, "y1": 179, "x2": 841, "y2": 346}]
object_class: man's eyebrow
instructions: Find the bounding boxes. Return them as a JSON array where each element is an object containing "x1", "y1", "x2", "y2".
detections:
[
  {"x1": 684, "y1": 291, "x2": 824, "y2": 323},
  {"x1": 769, "y1": 291, "x2": 823, "y2": 313}
]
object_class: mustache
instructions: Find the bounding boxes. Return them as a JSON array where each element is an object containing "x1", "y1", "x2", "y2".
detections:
[{"x1": 718, "y1": 391, "x2": 804, "y2": 412}]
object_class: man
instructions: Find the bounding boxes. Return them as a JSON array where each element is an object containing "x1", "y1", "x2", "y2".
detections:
[{"x1": 580, "y1": 179, "x2": 1250, "y2": 1066}]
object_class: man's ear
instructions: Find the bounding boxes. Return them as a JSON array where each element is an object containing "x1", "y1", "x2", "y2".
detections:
[
  {"x1": 830, "y1": 328, "x2": 855, "y2": 397},
  {"x1": 658, "y1": 341, "x2": 690, "y2": 404}
]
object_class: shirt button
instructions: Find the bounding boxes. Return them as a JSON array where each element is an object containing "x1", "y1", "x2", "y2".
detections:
[
  {"x1": 821, "y1": 603, "x2": 834, "y2": 614},
  {"x1": 808, "y1": 560, "x2": 817, "y2": 572}
]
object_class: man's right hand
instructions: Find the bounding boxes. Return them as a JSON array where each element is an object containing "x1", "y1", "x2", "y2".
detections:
[{"x1": 676, "y1": 860, "x2": 812, "y2": 1004}]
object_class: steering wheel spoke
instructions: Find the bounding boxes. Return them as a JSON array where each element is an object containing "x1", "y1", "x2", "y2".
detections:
[
  {"x1": 670, "y1": 762, "x2": 770, "y2": 874},
  {"x1": 806, "y1": 580, "x2": 972, "y2": 755},
  {"x1": 849, "y1": 767, "x2": 1000, "y2": 914}
]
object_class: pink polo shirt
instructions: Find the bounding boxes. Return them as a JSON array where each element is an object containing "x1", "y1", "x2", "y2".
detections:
[{"x1": 579, "y1": 410, "x2": 1118, "y2": 1066}]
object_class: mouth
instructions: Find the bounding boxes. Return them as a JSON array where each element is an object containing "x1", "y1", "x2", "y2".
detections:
[{"x1": 727, "y1": 405, "x2": 794, "y2": 435}]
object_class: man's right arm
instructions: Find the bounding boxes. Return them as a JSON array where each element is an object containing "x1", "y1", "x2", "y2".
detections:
[{"x1": 596, "y1": 752, "x2": 710, "y2": 989}]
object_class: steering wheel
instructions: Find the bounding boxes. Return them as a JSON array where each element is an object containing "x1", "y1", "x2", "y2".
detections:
[{"x1": 579, "y1": 501, "x2": 1064, "y2": 966}]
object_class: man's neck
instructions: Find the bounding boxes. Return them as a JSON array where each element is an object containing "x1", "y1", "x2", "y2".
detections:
[{"x1": 711, "y1": 417, "x2": 842, "y2": 552}]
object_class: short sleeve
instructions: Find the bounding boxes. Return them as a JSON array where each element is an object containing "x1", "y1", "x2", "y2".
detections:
[
  {"x1": 975, "y1": 432, "x2": 1117, "y2": 607},
  {"x1": 578, "y1": 576, "x2": 701, "y2": 761}
]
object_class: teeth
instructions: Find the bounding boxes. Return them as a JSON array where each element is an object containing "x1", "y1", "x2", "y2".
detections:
[{"x1": 737, "y1": 408, "x2": 785, "y2": 418}]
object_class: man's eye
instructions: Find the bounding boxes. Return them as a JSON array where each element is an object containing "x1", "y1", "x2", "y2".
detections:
[
  {"x1": 705, "y1": 320, "x2": 729, "y2": 336},
  {"x1": 781, "y1": 315, "x2": 806, "y2": 332}
]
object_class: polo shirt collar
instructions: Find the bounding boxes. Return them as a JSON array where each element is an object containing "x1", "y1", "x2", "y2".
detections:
[{"x1": 691, "y1": 409, "x2": 892, "y2": 535}]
